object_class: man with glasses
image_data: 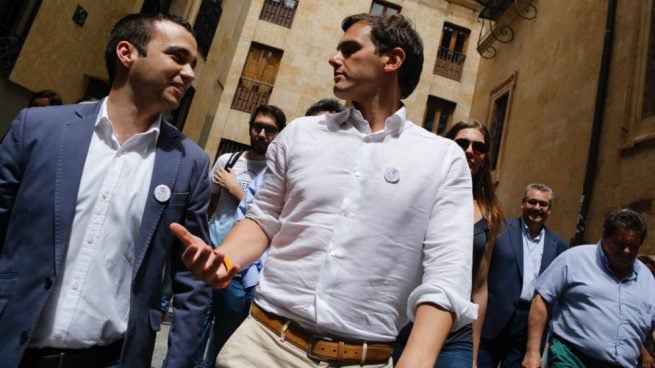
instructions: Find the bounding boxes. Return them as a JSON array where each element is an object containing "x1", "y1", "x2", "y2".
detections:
[
  {"x1": 195, "y1": 104, "x2": 286, "y2": 365},
  {"x1": 478, "y1": 183, "x2": 568, "y2": 367}
]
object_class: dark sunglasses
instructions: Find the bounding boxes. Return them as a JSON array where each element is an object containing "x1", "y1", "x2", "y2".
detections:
[
  {"x1": 252, "y1": 122, "x2": 279, "y2": 136},
  {"x1": 454, "y1": 138, "x2": 489, "y2": 154}
]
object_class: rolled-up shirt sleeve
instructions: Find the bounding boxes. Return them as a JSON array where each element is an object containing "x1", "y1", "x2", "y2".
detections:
[
  {"x1": 407, "y1": 144, "x2": 478, "y2": 331},
  {"x1": 245, "y1": 132, "x2": 288, "y2": 237}
]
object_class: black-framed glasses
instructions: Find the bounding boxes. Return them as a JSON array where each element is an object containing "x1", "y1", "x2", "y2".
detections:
[
  {"x1": 251, "y1": 122, "x2": 279, "y2": 136},
  {"x1": 454, "y1": 138, "x2": 489, "y2": 155}
]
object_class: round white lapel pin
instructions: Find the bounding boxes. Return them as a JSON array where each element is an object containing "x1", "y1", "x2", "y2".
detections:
[
  {"x1": 154, "y1": 184, "x2": 171, "y2": 203},
  {"x1": 384, "y1": 167, "x2": 400, "y2": 183}
]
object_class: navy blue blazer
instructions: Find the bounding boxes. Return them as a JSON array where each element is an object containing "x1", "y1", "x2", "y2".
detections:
[
  {"x1": 482, "y1": 217, "x2": 568, "y2": 340},
  {"x1": 0, "y1": 102, "x2": 211, "y2": 368}
]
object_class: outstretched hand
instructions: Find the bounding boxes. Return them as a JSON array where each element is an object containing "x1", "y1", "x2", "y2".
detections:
[{"x1": 170, "y1": 222, "x2": 240, "y2": 288}]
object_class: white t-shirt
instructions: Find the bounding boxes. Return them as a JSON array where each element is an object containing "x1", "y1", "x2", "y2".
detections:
[{"x1": 209, "y1": 152, "x2": 266, "y2": 246}]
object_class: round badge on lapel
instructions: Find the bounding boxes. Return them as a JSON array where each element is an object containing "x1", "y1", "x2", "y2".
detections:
[
  {"x1": 384, "y1": 167, "x2": 400, "y2": 183},
  {"x1": 154, "y1": 184, "x2": 171, "y2": 203}
]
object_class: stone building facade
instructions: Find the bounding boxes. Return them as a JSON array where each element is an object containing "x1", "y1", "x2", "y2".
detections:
[
  {"x1": 468, "y1": 0, "x2": 655, "y2": 251},
  {"x1": 1, "y1": 0, "x2": 483, "y2": 163}
]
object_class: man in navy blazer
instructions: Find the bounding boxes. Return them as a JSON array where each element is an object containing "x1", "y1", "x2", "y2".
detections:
[
  {"x1": 0, "y1": 13, "x2": 210, "y2": 368},
  {"x1": 478, "y1": 183, "x2": 568, "y2": 368}
]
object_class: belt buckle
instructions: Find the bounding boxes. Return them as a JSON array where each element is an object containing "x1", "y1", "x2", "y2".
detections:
[{"x1": 306, "y1": 335, "x2": 336, "y2": 362}]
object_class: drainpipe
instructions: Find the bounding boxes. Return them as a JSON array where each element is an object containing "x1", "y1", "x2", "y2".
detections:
[{"x1": 572, "y1": 0, "x2": 617, "y2": 245}]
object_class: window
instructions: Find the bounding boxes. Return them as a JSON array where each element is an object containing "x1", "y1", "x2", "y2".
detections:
[
  {"x1": 434, "y1": 23, "x2": 470, "y2": 81},
  {"x1": 621, "y1": 0, "x2": 655, "y2": 147},
  {"x1": 260, "y1": 0, "x2": 298, "y2": 28},
  {"x1": 140, "y1": 0, "x2": 173, "y2": 13},
  {"x1": 422, "y1": 95, "x2": 456, "y2": 136},
  {"x1": 231, "y1": 43, "x2": 283, "y2": 113},
  {"x1": 194, "y1": 0, "x2": 223, "y2": 58},
  {"x1": 486, "y1": 73, "x2": 516, "y2": 171},
  {"x1": 642, "y1": 2, "x2": 655, "y2": 118},
  {"x1": 0, "y1": 0, "x2": 41, "y2": 76},
  {"x1": 370, "y1": 1, "x2": 400, "y2": 16}
]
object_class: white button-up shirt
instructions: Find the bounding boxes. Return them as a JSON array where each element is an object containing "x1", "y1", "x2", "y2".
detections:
[
  {"x1": 30, "y1": 99, "x2": 159, "y2": 348},
  {"x1": 247, "y1": 107, "x2": 477, "y2": 342}
]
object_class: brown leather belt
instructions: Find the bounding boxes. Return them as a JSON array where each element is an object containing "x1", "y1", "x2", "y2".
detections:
[{"x1": 251, "y1": 303, "x2": 393, "y2": 364}]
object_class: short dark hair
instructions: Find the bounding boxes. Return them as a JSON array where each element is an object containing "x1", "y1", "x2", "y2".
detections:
[
  {"x1": 105, "y1": 13, "x2": 195, "y2": 85},
  {"x1": 249, "y1": 105, "x2": 287, "y2": 131},
  {"x1": 341, "y1": 13, "x2": 424, "y2": 99},
  {"x1": 602, "y1": 209, "x2": 647, "y2": 245},
  {"x1": 305, "y1": 98, "x2": 345, "y2": 116},
  {"x1": 29, "y1": 90, "x2": 63, "y2": 106}
]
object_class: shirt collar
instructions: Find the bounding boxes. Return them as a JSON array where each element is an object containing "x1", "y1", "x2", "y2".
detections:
[
  {"x1": 596, "y1": 242, "x2": 639, "y2": 281},
  {"x1": 522, "y1": 221, "x2": 545, "y2": 242},
  {"x1": 95, "y1": 98, "x2": 162, "y2": 147},
  {"x1": 329, "y1": 106, "x2": 407, "y2": 137}
]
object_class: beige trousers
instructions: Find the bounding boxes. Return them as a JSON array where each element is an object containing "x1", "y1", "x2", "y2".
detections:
[{"x1": 216, "y1": 315, "x2": 393, "y2": 368}]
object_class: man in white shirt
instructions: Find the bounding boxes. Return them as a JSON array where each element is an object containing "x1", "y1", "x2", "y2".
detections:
[
  {"x1": 0, "y1": 13, "x2": 210, "y2": 368},
  {"x1": 173, "y1": 13, "x2": 476, "y2": 368}
]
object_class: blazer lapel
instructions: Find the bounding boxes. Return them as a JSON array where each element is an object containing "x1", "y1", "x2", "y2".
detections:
[
  {"x1": 53, "y1": 103, "x2": 100, "y2": 272},
  {"x1": 539, "y1": 229, "x2": 557, "y2": 273},
  {"x1": 132, "y1": 123, "x2": 182, "y2": 279},
  {"x1": 510, "y1": 218, "x2": 525, "y2": 278}
]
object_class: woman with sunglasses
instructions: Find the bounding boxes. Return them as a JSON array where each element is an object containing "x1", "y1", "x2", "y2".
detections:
[
  {"x1": 394, "y1": 119, "x2": 504, "y2": 367},
  {"x1": 442, "y1": 120, "x2": 504, "y2": 367}
]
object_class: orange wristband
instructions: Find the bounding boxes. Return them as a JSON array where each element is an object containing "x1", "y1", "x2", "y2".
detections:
[
  {"x1": 217, "y1": 255, "x2": 232, "y2": 289},
  {"x1": 222, "y1": 255, "x2": 232, "y2": 273}
]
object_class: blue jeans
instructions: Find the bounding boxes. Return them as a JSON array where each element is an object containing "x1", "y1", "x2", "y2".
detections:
[
  {"x1": 203, "y1": 278, "x2": 256, "y2": 368},
  {"x1": 393, "y1": 323, "x2": 473, "y2": 367},
  {"x1": 477, "y1": 307, "x2": 530, "y2": 368},
  {"x1": 435, "y1": 345, "x2": 472, "y2": 368}
]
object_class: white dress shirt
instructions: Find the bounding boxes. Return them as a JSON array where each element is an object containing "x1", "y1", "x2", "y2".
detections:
[
  {"x1": 247, "y1": 107, "x2": 477, "y2": 342},
  {"x1": 30, "y1": 99, "x2": 160, "y2": 348}
]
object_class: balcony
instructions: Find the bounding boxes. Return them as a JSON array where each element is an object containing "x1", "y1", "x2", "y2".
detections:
[
  {"x1": 231, "y1": 77, "x2": 273, "y2": 114},
  {"x1": 260, "y1": 0, "x2": 297, "y2": 28},
  {"x1": 434, "y1": 47, "x2": 466, "y2": 81}
]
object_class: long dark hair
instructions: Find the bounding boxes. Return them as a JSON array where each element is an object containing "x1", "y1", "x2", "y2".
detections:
[{"x1": 446, "y1": 120, "x2": 504, "y2": 241}]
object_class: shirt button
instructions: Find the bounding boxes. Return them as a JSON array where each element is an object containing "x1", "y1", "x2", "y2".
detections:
[
  {"x1": 329, "y1": 249, "x2": 336, "y2": 257},
  {"x1": 44, "y1": 277, "x2": 53, "y2": 290},
  {"x1": 343, "y1": 209, "x2": 350, "y2": 217},
  {"x1": 72, "y1": 282, "x2": 81, "y2": 291},
  {"x1": 354, "y1": 171, "x2": 361, "y2": 177},
  {"x1": 101, "y1": 192, "x2": 109, "y2": 200},
  {"x1": 87, "y1": 237, "x2": 94, "y2": 244},
  {"x1": 363, "y1": 137, "x2": 370, "y2": 143},
  {"x1": 317, "y1": 292, "x2": 324, "y2": 299}
]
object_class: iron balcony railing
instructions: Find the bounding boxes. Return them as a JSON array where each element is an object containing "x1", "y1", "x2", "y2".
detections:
[
  {"x1": 434, "y1": 47, "x2": 467, "y2": 81},
  {"x1": 260, "y1": 0, "x2": 297, "y2": 28},
  {"x1": 231, "y1": 77, "x2": 273, "y2": 113}
]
